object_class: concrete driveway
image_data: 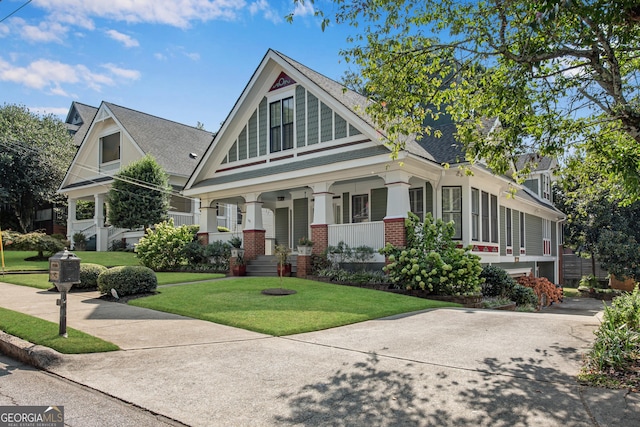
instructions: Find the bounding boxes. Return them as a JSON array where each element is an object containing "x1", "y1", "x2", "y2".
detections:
[{"x1": 1, "y1": 282, "x2": 638, "y2": 426}]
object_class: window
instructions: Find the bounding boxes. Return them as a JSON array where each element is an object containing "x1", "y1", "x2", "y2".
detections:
[
  {"x1": 170, "y1": 195, "x2": 191, "y2": 213},
  {"x1": 100, "y1": 132, "x2": 120, "y2": 163},
  {"x1": 542, "y1": 174, "x2": 551, "y2": 201},
  {"x1": 543, "y1": 219, "x2": 552, "y2": 255},
  {"x1": 481, "y1": 191, "x2": 489, "y2": 241},
  {"x1": 352, "y1": 194, "x2": 369, "y2": 223},
  {"x1": 506, "y1": 208, "x2": 512, "y2": 249},
  {"x1": 490, "y1": 194, "x2": 498, "y2": 243},
  {"x1": 471, "y1": 188, "x2": 479, "y2": 240},
  {"x1": 270, "y1": 97, "x2": 294, "y2": 153},
  {"x1": 520, "y1": 212, "x2": 526, "y2": 254},
  {"x1": 409, "y1": 187, "x2": 424, "y2": 221},
  {"x1": 442, "y1": 186, "x2": 462, "y2": 239}
]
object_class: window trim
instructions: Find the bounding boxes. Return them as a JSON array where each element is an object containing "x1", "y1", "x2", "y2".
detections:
[
  {"x1": 100, "y1": 132, "x2": 121, "y2": 165},
  {"x1": 506, "y1": 207, "x2": 513, "y2": 254},
  {"x1": 269, "y1": 96, "x2": 294, "y2": 153},
  {"x1": 442, "y1": 186, "x2": 462, "y2": 240},
  {"x1": 351, "y1": 194, "x2": 369, "y2": 223},
  {"x1": 543, "y1": 218, "x2": 552, "y2": 256},
  {"x1": 519, "y1": 212, "x2": 526, "y2": 255},
  {"x1": 409, "y1": 187, "x2": 424, "y2": 222},
  {"x1": 471, "y1": 188, "x2": 479, "y2": 241}
]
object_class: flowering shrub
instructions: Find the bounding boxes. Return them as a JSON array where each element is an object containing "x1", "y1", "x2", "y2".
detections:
[
  {"x1": 380, "y1": 213, "x2": 483, "y2": 296},
  {"x1": 516, "y1": 276, "x2": 563, "y2": 307},
  {"x1": 135, "y1": 219, "x2": 199, "y2": 271}
]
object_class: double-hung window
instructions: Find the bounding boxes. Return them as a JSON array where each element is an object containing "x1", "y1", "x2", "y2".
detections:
[
  {"x1": 442, "y1": 186, "x2": 462, "y2": 239},
  {"x1": 409, "y1": 187, "x2": 424, "y2": 221},
  {"x1": 520, "y1": 212, "x2": 526, "y2": 254},
  {"x1": 471, "y1": 188, "x2": 479, "y2": 241},
  {"x1": 506, "y1": 208, "x2": 513, "y2": 253},
  {"x1": 352, "y1": 194, "x2": 369, "y2": 223},
  {"x1": 543, "y1": 219, "x2": 552, "y2": 255},
  {"x1": 270, "y1": 97, "x2": 294, "y2": 153}
]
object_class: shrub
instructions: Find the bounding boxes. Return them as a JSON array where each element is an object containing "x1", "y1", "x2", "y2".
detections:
[
  {"x1": 481, "y1": 265, "x2": 516, "y2": 298},
  {"x1": 381, "y1": 213, "x2": 483, "y2": 296},
  {"x1": 516, "y1": 276, "x2": 563, "y2": 307},
  {"x1": 584, "y1": 287, "x2": 640, "y2": 372},
  {"x1": 76, "y1": 263, "x2": 108, "y2": 289},
  {"x1": 135, "y1": 219, "x2": 199, "y2": 270},
  {"x1": 509, "y1": 284, "x2": 539, "y2": 307},
  {"x1": 9, "y1": 231, "x2": 65, "y2": 258},
  {"x1": 108, "y1": 239, "x2": 129, "y2": 252},
  {"x1": 181, "y1": 241, "x2": 207, "y2": 266},
  {"x1": 97, "y1": 266, "x2": 157, "y2": 296}
]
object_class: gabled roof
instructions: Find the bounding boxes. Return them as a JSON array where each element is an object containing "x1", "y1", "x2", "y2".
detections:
[
  {"x1": 515, "y1": 153, "x2": 555, "y2": 172},
  {"x1": 103, "y1": 102, "x2": 214, "y2": 177},
  {"x1": 65, "y1": 102, "x2": 98, "y2": 146}
]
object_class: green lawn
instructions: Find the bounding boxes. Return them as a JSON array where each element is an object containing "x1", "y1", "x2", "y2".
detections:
[
  {"x1": 0, "y1": 272, "x2": 226, "y2": 290},
  {"x1": 130, "y1": 277, "x2": 460, "y2": 336},
  {"x1": 0, "y1": 250, "x2": 140, "y2": 271},
  {"x1": 0, "y1": 307, "x2": 119, "y2": 354}
]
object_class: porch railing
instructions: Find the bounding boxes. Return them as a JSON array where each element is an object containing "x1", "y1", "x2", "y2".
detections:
[
  {"x1": 169, "y1": 212, "x2": 195, "y2": 227},
  {"x1": 328, "y1": 221, "x2": 385, "y2": 251},
  {"x1": 207, "y1": 231, "x2": 243, "y2": 245}
]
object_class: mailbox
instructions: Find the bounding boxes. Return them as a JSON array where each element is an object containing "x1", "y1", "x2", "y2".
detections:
[{"x1": 49, "y1": 249, "x2": 81, "y2": 291}]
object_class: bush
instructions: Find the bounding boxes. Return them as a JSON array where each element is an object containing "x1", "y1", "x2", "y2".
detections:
[
  {"x1": 481, "y1": 265, "x2": 516, "y2": 298},
  {"x1": 380, "y1": 213, "x2": 483, "y2": 296},
  {"x1": 509, "y1": 284, "x2": 539, "y2": 307},
  {"x1": 181, "y1": 241, "x2": 207, "y2": 266},
  {"x1": 9, "y1": 231, "x2": 65, "y2": 258},
  {"x1": 516, "y1": 276, "x2": 563, "y2": 307},
  {"x1": 135, "y1": 219, "x2": 199, "y2": 270},
  {"x1": 97, "y1": 266, "x2": 157, "y2": 296},
  {"x1": 585, "y1": 286, "x2": 640, "y2": 372},
  {"x1": 76, "y1": 263, "x2": 108, "y2": 289}
]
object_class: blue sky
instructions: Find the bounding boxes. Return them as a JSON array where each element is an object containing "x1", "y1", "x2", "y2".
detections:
[{"x1": 0, "y1": 0, "x2": 355, "y2": 131}]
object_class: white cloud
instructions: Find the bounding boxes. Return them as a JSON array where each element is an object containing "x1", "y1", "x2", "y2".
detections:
[
  {"x1": 250, "y1": 0, "x2": 282, "y2": 24},
  {"x1": 292, "y1": 0, "x2": 315, "y2": 17},
  {"x1": 105, "y1": 29, "x2": 139, "y2": 48},
  {"x1": 184, "y1": 52, "x2": 201, "y2": 61},
  {"x1": 32, "y1": 0, "x2": 248, "y2": 29},
  {"x1": 1, "y1": 17, "x2": 69, "y2": 43},
  {"x1": 30, "y1": 106, "x2": 71, "y2": 116},
  {"x1": 154, "y1": 53, "x2": 167, "y2": 61},
  {"x1": 0, "y1": 57, "x2": 140, "y2": 95}
]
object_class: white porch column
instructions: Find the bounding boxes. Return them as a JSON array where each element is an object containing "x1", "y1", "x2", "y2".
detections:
[
  {"x1": 310, "y1": 182, "x2": 334, "y2": 225},
  {"x1": 244, "y1": 193, "x2": 264, "y2": 231},
  {"x1": 193, "y1": 198, "x2": 201, "y2": 228},
  {"x1": 384, "y1": 171, "x2": 411, "y2": 219},
  {"x1": 198, "y1": 200, "x2": 217, "y2": 233},
  {"x1": 67, "y1": 198, "x2": 76, "y2": 243},
  {"x1": 94, "y1": 194, "x2": 108, "y2": 251}
]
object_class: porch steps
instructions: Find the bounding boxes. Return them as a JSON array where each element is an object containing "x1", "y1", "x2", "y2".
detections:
[{"x1": 246, "y1": 255, "x2": 298, "y2": 277}]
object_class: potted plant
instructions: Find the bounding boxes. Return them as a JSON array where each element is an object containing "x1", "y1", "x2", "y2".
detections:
[
  {"x1": 232, "y1": 252, "x2": 246, "y2": 276},
  {"x1": 73, "y1": 232, "x2": 87, "y2": 251},
  {"x1": 275, "y1": 244, "x2": 291, "y2": 277},
  {"x1": 229, "y1": 235, "x2": 244, "y2": 258},
  {"x1": 297, "y1": 236, "x2": 314, "y2": 256}
]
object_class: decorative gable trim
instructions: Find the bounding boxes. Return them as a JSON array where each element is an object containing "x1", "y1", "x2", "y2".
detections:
[{"x1": 270, "y1": 72, "x2": 296, "y2": 91}]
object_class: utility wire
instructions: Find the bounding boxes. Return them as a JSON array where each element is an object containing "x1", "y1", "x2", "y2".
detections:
[{"x1": 0, "y1": 0, "x2": 32, "y2": 24}]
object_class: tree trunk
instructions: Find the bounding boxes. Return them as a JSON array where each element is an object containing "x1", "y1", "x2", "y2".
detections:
[{"x1": 590, "y1": 251, "x2": 597, "y2": 278}]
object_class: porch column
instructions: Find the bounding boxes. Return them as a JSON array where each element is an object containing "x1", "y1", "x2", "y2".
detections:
[
  {"x1": 193, "y1": 198, "x2": 201, "y2": 229},
  {"x1": 94, "y1": 193, "x2": 108, "y2": 251},
  {"x1": 310, "y1": 182, "x2": 334, "y2": 255},
  {"x1": 243, "y1": 193, "x2": 265, "y2": 261},
  {"x1": 383, "y1": 172, "x2": 411, "y2": 249},
  {"x1": 67, "y1": 198, "x2": 76, "y2": 246},
  {"x1": 197, "y1": 200, "x2": 215, "y2": 244}
]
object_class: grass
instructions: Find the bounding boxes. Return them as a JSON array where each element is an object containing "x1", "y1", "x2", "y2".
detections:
[
  {"x1": 0, "y1": 250, "x2": 140, "y2": 271},
  {"x1": 130, "y1": 277, "x2": 460, "y2": 336},
  {"x1": 0, "y1": 307, "x2": 119, "y2": 354},
  {"x1": 563, "y1": 287, "x2": 581, "y2": 298},
  {"x1": 0, "y1": 272, "x2": 226, "y2": 290}
]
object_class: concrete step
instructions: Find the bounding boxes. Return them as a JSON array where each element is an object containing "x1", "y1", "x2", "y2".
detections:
[{"x1": 246, "y1": 255, "x2": 297, "y2": 277}]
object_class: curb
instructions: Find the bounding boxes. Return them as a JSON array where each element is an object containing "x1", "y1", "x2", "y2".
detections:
[{"x1": 0, "y1": 331, "x2": 65, "y2": 369}]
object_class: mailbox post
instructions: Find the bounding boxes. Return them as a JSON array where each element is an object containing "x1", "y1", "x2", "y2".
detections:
[{"x1": 48, "y1": 249, "x2": 81, "y2": 337}]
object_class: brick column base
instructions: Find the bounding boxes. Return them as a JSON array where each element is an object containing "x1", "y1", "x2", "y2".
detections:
[
  {"x1": 243, "y1": 229, "x2": 265, "y2": 261},
  {"x1": 297, "y1": 254, "x2": 312, "y2": 278},
  {"x1": 229, "y1": 256, "x2": 237, "y2": 276},
  {"x1": 197, "y1": 232, "x2": 209, "y2": 245},
  {"x1": 384, "y1": 217, "x2": 407, "y2": 248},
  {"x1": 311, "y1": 224, "x2": 328, "y2": 255}
]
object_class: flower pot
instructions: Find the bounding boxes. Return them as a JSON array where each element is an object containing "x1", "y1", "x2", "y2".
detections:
[
  {"x1": 277, "y1": 264, "x2": 291, "y2": 277},
  {"x1": 297, "y1": 245, "x2": 313, "y2": 256},
  {"x1": 232, "y1": 265, "x2": 246, "y2": 276}
]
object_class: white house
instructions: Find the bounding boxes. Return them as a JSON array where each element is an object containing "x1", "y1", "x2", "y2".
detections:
[
  {"x1": 58, "y1": 101, "x2": 217, "y2": 251},
  {"x1": 183, "y1": 50, "x2": 565, "y2": 282}
]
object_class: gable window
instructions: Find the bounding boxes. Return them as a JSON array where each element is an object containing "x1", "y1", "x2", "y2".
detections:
[
  {"x1": 506, "y1": 208, "x2": 513, "y2": 252},
  {"x1": 520, "y1": 212, "x2": 526, "y2": 254},
  {"x1": 543, "y1": 219, "x2": 552, "y2": 255},
  {"x1": 100, "y1": 132, "x2": 120, "y2": 163},
  {"x1": 542, "y1": 174, "x2": 551, "y2": 201},
  {"x1": 442, "y1": 186, "x2": 462, "y2": 239},
  {"x1": 409, "y1": 187, "x2": 424, "y2": 221},
  {"x1": 270, "y1": 97, "x2": 294, "y2": 153},
  {"x1": 471, "y1": 188, "x2": 479, "y2": 241},
  {"x1": 352, "y1": 194, "x2": 369, "y2": 223}
]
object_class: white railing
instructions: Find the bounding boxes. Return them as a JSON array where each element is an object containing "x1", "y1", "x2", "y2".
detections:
[
  {"x1": 207, "y1": 231, "x2": 243, "y2": 245},
  {"x1": 169, "y1": 212, "x2": 195, "y2": 227},
  {"x1": 328, "y1": 221, "x2": 385, "y2": 250}
]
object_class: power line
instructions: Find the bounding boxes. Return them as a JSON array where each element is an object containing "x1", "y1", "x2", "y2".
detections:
[{"x1": 0, "y1": 0, "x2": 32, "y2": 24}]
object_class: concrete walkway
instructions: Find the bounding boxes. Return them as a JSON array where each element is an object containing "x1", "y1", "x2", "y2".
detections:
[{"x1": 0, "y1": 281, "x2": 638, "y2": 426}]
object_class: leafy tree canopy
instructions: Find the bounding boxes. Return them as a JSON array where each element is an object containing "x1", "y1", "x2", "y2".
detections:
[
  {"x1": 107, "y1": 155, "x2": 171, "y2": 230},
  {"x1": 292, "y1": 0, "x2": 640, "y2": 198},
  {"x1": 0, "y1": 104, "x2": 75, "y2": 232}
]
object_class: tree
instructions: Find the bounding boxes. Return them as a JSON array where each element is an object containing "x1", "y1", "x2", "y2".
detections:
[
  {"x1": 0, "y1": 104, "x2": 75, "y2": 232},
  {"x1": 292, "y1": 0, "x2": 640, "y2": 198},
  {"x1": 107, "y1": 155, "x2": 171, "y2": 230}
]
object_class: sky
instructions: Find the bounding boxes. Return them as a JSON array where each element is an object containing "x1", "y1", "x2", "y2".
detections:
[{"x1": 0, "y1": 0, "x2": 356, "y2": 131}]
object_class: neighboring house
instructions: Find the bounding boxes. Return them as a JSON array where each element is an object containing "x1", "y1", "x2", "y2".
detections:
[
  {"x1": 58, "y1": 101, "x2": 215, "y2": 251},
  {"x1": 183, "y1": 49, "x2": 566, "y2": 282}
]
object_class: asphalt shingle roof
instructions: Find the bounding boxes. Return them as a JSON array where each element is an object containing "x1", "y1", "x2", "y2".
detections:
[{"x1": 66, "y1": 102, "x2": 98, "y2": 146}]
